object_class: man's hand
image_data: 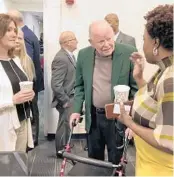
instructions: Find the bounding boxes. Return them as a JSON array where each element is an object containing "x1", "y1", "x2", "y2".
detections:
[
  {"x1": 63, "y1": 102, "x2": 71, "y2": 108},
  {"x1": 13, "y1": 90, "x2": 35, "y2": 104},
  {"x1": 69, "y1": 113, "x2": 81, "y2": 129}
]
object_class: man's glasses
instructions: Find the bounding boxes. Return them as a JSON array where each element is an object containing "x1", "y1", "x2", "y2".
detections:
[{"x1": 62, "y1": 38, "x2": 76, "y2": 43}]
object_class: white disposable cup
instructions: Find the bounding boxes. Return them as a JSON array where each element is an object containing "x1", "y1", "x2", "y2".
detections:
[
  {"x1": 113, "y1": 85, "x2": 130, "y2": 102},
  {"x1": 19, "y1": 81, "x2": 33, "y2": 91}
]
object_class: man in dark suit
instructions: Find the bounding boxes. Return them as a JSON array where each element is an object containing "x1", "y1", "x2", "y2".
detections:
[
  {"x1": 51, "y1": 31, "x2": 78, "y2": 155},
  {"x1": 105, "y1": 13, "x2": 136, "y2": 47},
  {"x1": 8, "y1": 10, "x2": 44, "y2": 146},
  {"x1": 70, "y1": 20, "x2": 138, "y2": 165}
]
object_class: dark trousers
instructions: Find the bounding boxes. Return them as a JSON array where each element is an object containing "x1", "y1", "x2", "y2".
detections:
[
  {"x1": 55, "y1": 98, "x2": 73, "y2": 152},
  {"x1": 31, "y1": 92, "x2": 39, "y2": 144},
  {"x1": 87, "y1": 106, "x2": 124, "y2": 164}
]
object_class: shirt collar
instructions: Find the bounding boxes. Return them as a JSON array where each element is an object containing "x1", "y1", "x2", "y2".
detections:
[
  {"x1": 65, "y1": 49, "x2": 73, "y2": 57},
  {"x1": 114, "y1": 31, "x2": 120, "y2": 41},
  {"x1": 156, "y1": 55, "x2": 173, "y2": 71}
]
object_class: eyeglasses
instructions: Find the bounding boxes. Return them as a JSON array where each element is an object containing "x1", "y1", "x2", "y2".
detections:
[{"x1": 62, "y1": 38, "x2": 76, "y2": 43}]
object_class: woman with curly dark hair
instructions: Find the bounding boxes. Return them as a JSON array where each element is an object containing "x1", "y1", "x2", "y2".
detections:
[{"x1": 116, "y1": 4, "x2": 173, "y2": 176}]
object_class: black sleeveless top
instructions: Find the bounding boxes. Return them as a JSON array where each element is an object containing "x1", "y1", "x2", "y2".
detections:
[{"x1": 0, "y1": 59, "x2": 31, "y2": 122}]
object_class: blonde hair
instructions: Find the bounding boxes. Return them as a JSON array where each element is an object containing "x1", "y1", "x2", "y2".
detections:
[
  {"x1": 104, "y1": 13, "x2": 119, "y2": 34},
  {"x1": 16, "y1": 29, "x2": 35, "y2": 81}
]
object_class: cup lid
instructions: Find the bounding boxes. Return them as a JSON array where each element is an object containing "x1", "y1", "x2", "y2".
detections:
[
  {"x1": 19, "y1": 81, "x2": 33, "y2": 85},
  {"x1": 113, "y1": 85, "x2": 130, "y2": 92}
]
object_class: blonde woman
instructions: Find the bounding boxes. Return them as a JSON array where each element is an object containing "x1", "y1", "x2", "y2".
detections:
[
  {"x1": 0, "y1": 14, "x2": 35, "y2": 152},
  {"x1": 14, "y1": 28, "x2": 35, "y2": 81},
  {"x1": 12, "y1": 28, "x2": 36, "y2": 152},
  {"x1": 15, "y1": 29, "x2": 40, "y2": 148}
]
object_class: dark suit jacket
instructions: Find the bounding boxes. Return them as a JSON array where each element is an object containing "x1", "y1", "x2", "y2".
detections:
[
  {"x1": 116, "y1": 31, "x2": 136, "y2": 48},
  {"x1": 22, "y1": 25, "x2": 44, "y2": 92},
  {"x1": 51, "y1": 48, "x2": 76, "y2": 108},
  {"x1": 73, "y1": 43, "x2": 138, "y2": 132}
]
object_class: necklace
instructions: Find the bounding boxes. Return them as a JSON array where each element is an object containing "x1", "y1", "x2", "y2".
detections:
[{"x1": 8, "y1": 60, "x2": 30, "y2": 119}]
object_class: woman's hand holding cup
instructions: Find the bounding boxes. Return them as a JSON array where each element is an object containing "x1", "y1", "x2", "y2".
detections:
[
  {"x1": 13, "y1": 89, "x2": 35, "y2": 104},
  {"x1": 13, "y1": 81, "x2": 35, "y2": 104}
]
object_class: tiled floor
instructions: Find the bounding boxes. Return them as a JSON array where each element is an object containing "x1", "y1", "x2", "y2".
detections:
[{"x1": 28, "y1": 91, "x2": 136, "y2": 176}]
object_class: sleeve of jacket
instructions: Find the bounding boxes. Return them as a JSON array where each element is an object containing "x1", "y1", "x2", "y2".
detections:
[
  {"x1": 73, "y1": 51, "x2": 85, "y2": 113},
  {"x1": 51, "y1": 56, "x2": 69, "y2": 106},
  {"x1": 0, "y1": 89, "x2": 14, "y2": 111},
  {"x1": 33, "y1": 37, "x2": 44, "y2": 92},
  {"x1": 129, "y1": 48, "x2": 138, "y2": 99},
  {"x1": 126, "y1": 37, "x2": 137, "y2": 48},
  {"x1": 130, "y1": 38, "x2": 136, "y2": 48}
]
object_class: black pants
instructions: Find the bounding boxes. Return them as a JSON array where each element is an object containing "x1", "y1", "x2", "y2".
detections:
[
  {"x1": 31, "y1": 93, "x2": 39, "y2": 144},
  {"x1": 87, "y1": 106, "x2": 124, "y2": 165}
]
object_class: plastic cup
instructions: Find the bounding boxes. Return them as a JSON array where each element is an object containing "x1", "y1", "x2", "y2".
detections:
[
  {"x1": 113, "y1": 85, "x2": 130, "y2": 102},
  {"x1": 19, "y1": 81, "x2": 33, "y2": 91}
]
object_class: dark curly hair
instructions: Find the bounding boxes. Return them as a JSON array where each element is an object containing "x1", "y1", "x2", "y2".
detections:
[{"x1": 144, "y1": 4, "x2": 173, "y2": 51}]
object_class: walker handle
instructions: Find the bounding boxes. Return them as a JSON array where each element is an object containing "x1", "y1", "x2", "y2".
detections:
[{"x1": 61, "y1": 151, "x2": 120, "y2": 169}]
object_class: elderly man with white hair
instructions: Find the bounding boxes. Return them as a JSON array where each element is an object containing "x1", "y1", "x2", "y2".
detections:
[{"x1": 70, "y1": 20, "x2": 138, "y2": 165}]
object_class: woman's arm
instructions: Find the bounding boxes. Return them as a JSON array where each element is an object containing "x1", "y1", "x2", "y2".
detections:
[
  {"x1": 135, "y1": 78, "x2": 147, "y2": 89},
  {"x1": 131, "y1": 79, "x2": 174, "y2": 154},
  {"x1": 119, "y1": 87, "x2": 173, "y2": 154},
  {"x1": 127, "y1": 120, "x2": 173, "y2": 154},
  {"x1": 130, "y1": 52, "x2": 147, "y2": 89},
  {"x1": 0, "y1": 85, "x2": 14, "y2": 110}
]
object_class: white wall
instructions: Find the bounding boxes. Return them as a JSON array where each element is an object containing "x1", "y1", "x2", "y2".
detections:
[
  {"x1": 0, "y1": 0, "x2": 7, "y2": 12},
  {"x1": 9, "y1": 1, "x2": 43, "y2": 12},
  {"x1": 0, "y1": 0, "x2": 12, "y2": 13},
  {"x1": 43, "y1": 0, "x2": 61, "y2": 135}
]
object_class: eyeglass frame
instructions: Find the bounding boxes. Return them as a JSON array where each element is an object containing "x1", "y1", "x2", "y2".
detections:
[{"x1": 62, "y1": 38, "x2": 77, "y2": 44}]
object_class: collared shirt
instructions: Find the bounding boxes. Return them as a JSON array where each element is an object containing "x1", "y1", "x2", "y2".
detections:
[
  {"x1": 65, "y1": 49, "x2": 73, "y2": 58},
  {"x1": 114, "y1": 31, "x2": 120, "y2": 41},
  {"x1": 65, "y1": 49, "x2": 76, "y2": 63}
]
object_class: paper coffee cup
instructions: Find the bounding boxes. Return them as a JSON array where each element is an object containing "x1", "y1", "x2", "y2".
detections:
[
  {"x1": 19, "y1": 81, "x2": 33, "y2": 91},
  {"x1": 113, "y1": 85, "x2": 130, "y2": 102}
]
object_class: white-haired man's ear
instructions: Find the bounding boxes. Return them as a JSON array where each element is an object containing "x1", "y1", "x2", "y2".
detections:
[{"x1": 88, "y1": 39, "x2": 92, "y2": 44}]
